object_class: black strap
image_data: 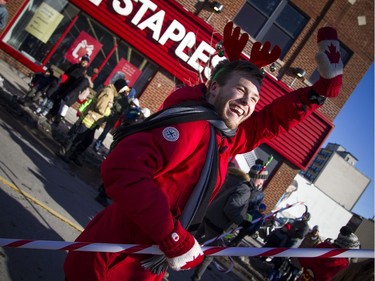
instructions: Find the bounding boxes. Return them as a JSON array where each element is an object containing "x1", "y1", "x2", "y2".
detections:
[{"x1": 111, "y1": 103, "x2": 220, "y2": 151}]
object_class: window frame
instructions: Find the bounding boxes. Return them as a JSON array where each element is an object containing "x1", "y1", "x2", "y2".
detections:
[{"x1": 234, "y1": 0, "x2": 309, "y2": 58}]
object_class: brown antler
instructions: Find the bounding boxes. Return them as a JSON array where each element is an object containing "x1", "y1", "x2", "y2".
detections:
[
  {"x1": 221, "y1": 22, "x2": 281, "y2": 68},
  {"x1": 250, "y1": 41, "x2": 281, "y2": 68},
  {"x1": 222, "y1": 22, "x2": 249, "y2": 61}
]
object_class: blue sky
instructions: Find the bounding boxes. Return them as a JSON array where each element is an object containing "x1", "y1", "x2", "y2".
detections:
[{"x1": 323, "y1": 63, "x2": 374, "y2": 220}]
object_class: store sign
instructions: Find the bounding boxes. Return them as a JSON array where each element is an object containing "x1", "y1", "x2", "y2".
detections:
[
  {"x1": 64, "y1": 31, "x2": 103, "y2": 65},
  {"x1": 88, "y1": 0, "x2": 225, "y2": 80},
  {"x1": 25, "y1": 3, "x2": 64, "y2": 44},
  {"x1": 104, "y1": 58, "x2": 142, "y2": 87}
]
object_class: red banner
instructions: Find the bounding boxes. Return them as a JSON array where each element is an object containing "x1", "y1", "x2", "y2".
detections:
[
  {"x1": 104, "y1": 58, "x2": 142, "y2": 87},
  {"x1": 64, "y1": 31, "x2": 103, "y2": 65}
]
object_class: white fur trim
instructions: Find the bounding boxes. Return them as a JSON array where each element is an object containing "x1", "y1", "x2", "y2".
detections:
[{"x1": 166, "y1": 239, "x2": 203, "y2": 271}]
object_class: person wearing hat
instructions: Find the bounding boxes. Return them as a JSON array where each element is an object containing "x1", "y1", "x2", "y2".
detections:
[
  {"x1": 57, "y1": 78, "x2": 128, "y2": 166},
  {"x1": 247, "y1": 159, "x2": 269, "y2": 213},
  {"x1": 298, "y1": 226, "x2": 361, "y2": 281},
  {"x1": 48, "y1": 55, "x2": 90, "y2": 125},
  {"x1": 299, "y1": 224, "x2": 322, "y2": 248},
  {"x1": 93, "y1": 79, "x2": 130, "y2": 153}
]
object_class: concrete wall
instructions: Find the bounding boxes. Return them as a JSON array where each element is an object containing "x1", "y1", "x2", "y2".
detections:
[
  {"x1": 355, "y1": 219, "x2": 375, "y2": 250},
  {"x1": 315, "y1": 153, "x2": 370, "y2": 210},
  {"x1": 275, "y1": 174, "x2": 353, "y2": 240}
]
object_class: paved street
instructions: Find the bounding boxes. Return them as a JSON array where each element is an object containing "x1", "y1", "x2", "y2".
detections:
[{"x1": 0, "y1": 61, "x2": 270, "y2": 280}]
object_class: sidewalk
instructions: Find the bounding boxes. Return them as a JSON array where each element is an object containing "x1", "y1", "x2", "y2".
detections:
[{"x1": 0, "y1": 59, "x2": 113, "y2": 167}]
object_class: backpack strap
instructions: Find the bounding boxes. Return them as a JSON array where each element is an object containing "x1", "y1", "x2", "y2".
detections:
[{"x1": 111, "y1": 102, "x2": 233, "y2": 151}]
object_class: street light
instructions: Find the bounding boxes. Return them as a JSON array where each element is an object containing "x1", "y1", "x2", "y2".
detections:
[
  {"x1": 206, "y1": 1, "x2": 224, "y2": 23},
  {"x1": 289, "y1": 67, "x2": 306, "y2": 87}
]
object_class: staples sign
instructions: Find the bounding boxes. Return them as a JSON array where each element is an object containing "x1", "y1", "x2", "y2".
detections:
[{"x1": 88, "y1": 0, "x2": 225, "y2": 80}]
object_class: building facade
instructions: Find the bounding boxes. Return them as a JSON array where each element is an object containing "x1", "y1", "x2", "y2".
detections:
[
  {"x1": 0, "y1": 0, "x2": 373, "y2": 210},
  {"x1": 301, "y1": 142, "x2": 370, "y2": 211}
]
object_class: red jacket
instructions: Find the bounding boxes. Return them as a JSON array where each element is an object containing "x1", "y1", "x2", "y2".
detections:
[
  {"x1": 298, "y1": 242, "x2": 349, "y2": 281},
  {"x1": 64, "y1": 83, "x2": 320, "y2": 281}
]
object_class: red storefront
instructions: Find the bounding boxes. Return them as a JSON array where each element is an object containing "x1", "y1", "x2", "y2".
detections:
[{"x1": 0, "y1": 0, "x2": 333, "y2": 169}]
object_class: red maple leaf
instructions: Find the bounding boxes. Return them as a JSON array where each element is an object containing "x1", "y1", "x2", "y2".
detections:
[{"x1": 325, "y1": 43, "x2": 341, "y2": 64}]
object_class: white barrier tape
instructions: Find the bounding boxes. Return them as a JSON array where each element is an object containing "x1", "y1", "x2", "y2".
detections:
[{"x1": 0, "y1": 238, "x2": 373, "y2": 258}]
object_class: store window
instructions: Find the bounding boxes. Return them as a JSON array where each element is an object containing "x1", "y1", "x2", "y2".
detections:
[
  {"x1": 2, "y1": 0, "x2": 158, "y2": 95},
  {"x1": 234, "y1": 0, "x2": 308, "y2": 58}
]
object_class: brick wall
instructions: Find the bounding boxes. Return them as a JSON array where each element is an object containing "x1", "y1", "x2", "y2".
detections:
[
  {"x1": 138, "y1": 69, "x2": 177, "y2": 114},
  {"x1": 263, "y1": 161, "x2": 300, "y2": 210}
]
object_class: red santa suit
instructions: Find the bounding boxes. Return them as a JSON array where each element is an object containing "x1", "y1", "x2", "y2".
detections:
[
  {"x1": 298, "y1": 242, "x2": 350, "y2": 281},
  {"x1": 64, "y1": 83, "x2": 321, "y2": 280}
]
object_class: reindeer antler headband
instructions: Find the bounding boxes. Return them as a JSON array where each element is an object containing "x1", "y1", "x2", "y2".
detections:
[{"x1": 218, "y1": 22, "x2": 281, "y2": 68}]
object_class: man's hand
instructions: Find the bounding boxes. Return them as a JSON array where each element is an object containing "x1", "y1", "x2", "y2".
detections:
[
  {"x1": 313, "y1": 26, "x2": 343, "y2": 98},
  {"x1": 159, "y1": 221, "x2": 204, "y2": 271}
]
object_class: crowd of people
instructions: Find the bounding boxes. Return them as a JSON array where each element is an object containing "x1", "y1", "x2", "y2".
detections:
[
  {"x1": 14, "y1": 21, "x2": 370, "y2": 281},
  {"x1": 17, "y1": 54, "x2": 151, "y2": 167}
]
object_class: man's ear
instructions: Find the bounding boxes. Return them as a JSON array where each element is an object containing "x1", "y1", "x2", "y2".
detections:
[{"x1": 209, "y1": 81, "x2": 220, "y2": 98}]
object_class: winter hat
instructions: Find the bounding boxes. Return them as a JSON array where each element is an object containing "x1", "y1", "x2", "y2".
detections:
[
  {"x1": 334, "y1": 226, "x2": 360, "y2": 249},
  {"x1": 258, "y1": 203, "x2": 267, "y2": 211},
  {"x1": 249, "y1": 159, "x2": 269, "y2": 180},
  {"x1": 81, "y1": 55, "x2": 90, "y2": 63},
  {"x1": 141, "y1": 107, "x2": 151, "y2": 118},
  {"x1": 114, "y1": 79, "x2": 128, "y2": 93}
]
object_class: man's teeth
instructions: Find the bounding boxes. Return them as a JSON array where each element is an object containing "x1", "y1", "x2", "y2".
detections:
[{"x1": 231, "y1": 106, "x2": 244, "y2": 116}]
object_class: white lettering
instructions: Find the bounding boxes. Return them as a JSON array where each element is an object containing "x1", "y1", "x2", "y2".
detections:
[
  {"x1": 204, "y1": 54, "x2": 226, "y2": 79},
  {"x1": 131, "y1": 0, "x2": 157, "y2": 25},
  {"x1": 188, "y1": 41, "x2": 216, "y2": 72},
  {"x1": 88, "y1": 0, "x2": 221, "y2": 77},
  {"x1": 112, "y1": 0, "x2": 133, "y2": 16},
  {"x1": 175, "y1": 32, "x2": 196, "y2": 62},
  {"x1": 89, "y1": 0, "x2": 103, "y2": 6},
  {"x1": 137, "y1": 10, "x2": 165, "y2": 41},
  {"x1": 159, "y1": 20, "x2": 186, "y2": 45}
]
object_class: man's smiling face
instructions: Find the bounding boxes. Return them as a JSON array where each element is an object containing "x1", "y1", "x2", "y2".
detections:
[{"x1": 207, "y1": 71, "x2": 261, "y2": 129}]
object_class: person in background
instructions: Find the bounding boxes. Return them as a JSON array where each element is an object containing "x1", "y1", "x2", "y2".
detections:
[
  {"x1": 299, "y1": 224, "x2": 322, "y2": 248},
  {"x1": 48, "y1": 55, "x2": 90, "y2": 125},
  {"x1": 0, "y1": 0, "x2": 8, "y2": 30},
  {"x1": 247, "y1": 159, "x2": 269, "y2": 213},
  {"x1": 57, "y1": 78, "x2": 128, "y2": 166},
  {"x1": 289, "y1": 211, "x2": 311, "y2": 246},
  {"x1": 93, "y1": 84, "x2": 131, "y2": 153},
  {"x1": 53, "y1": 71, "x2": 93, "y2": 126},
  {"x1": 298, "y1": 226, "x2": 361, "y2": 281},
  {"x1": 34, "y1": 74, "x2": 68, "y2": 117},
  {"x1": 19, "y1": 68, "x2": 56, "y2": 106},
  {"x1": 229, "y1": 202, "x2": 267, "y2": 247},
  {"x1": 64, "y1": 23, "x2": 344, "y2": 280},
  {"x1": 289, "y1": 224, "x2": 323, "y2": 278},
  {"x1": 191, "y1": 166, "x2": 253, "y2": 281}
]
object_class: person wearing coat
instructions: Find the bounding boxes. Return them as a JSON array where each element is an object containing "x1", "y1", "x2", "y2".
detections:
[
  {"x1": 191, "y1": 166, "x2": 252, "y2": 280},
  {"x1": 64, "y1": 24, "x2": 344, "y2": 281},
  {"x1": 48, "y1": 55, "x2": 90, "y2": 124},
  {"x1": 298, "y1": 226, "x2": 361, "y2": 281},
  {"x1": 57, "y1": 79, "x2": 128, "y2": 166}
]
